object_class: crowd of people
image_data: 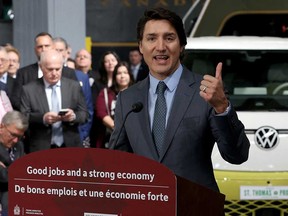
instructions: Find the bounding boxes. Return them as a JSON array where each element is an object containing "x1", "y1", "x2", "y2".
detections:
[
  {"x1": 0, "y1": 31, "x2": 148, "y2": 215},
  {"x1": 0, "y1": 33, "x2": 145, "y2": 149},
  {"x1": 0, "y1": 7, "x2": 250, "y2": 215}
]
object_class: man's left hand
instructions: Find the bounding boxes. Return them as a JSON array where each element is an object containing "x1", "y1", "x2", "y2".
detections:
[{"x1": 199, "y1": 62, "x2": 229, "y2": 113}]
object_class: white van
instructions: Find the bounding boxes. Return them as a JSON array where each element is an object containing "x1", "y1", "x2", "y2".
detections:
[{"x1": 183, "y1": 36, "x2": 288, "y2": 216}]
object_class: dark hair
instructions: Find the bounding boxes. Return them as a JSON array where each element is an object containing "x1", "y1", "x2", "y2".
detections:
[
  {"x1": 111, "y1": 61, "x2": 134, "y2": 93},
  {"x1": 34, "y1": 32, "x2": 53, "y2": 42},
  {"x1": 129, "y1": 47, "x2": 141, "y2": 53},
  {"x1": 53, "y1": 37, "x2": 69, "y2": 49},
  {"x1": 136, "y1": 7, "x2": 187, "y2": 59},
  {"x1": 98, "y1": 51, "x2": 121, "y2": 85}
]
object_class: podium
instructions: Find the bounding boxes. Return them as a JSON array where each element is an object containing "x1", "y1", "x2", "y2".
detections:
[{"x1": 9, "y1": 148, "x2": 225, "y2": 215}]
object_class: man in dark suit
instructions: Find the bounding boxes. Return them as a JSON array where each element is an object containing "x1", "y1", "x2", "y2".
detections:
[
  {"x1": 75, "y1": 48, "x2": 101, "y2": 147},
  {"x1": 0, "y1": 46, "x2": 15, "y2": 101},
  {"x1": 109, "y1": 7, "x2": 250, "y2": 192},
  {"x1": 11, "y1": 32, "x2": 77, "y2": 110},
  {"x1": 0, "y1": 74, "x2": 15, "y2": 101},
  {"x1": 20, "y1": 50, "x2": 88, "y2": 153},
  {"x1": 128, "y1": 48, "x2": 149, "y2": 82},
  {"x1": 0, "y1": 111, "x2": 29, "y2": 216}
]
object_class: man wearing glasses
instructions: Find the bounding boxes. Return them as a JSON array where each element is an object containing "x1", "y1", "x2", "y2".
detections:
[{"x1": 0, "y1": 111, "x2": 29, "y2": 216}]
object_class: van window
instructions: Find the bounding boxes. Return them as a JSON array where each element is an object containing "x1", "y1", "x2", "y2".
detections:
[
  {"x1": 220, "y1": 14, "x2": 288, "y2": 37},
  {"x1": 182, "y1": 49, "x2": 288, "y2": 111}
]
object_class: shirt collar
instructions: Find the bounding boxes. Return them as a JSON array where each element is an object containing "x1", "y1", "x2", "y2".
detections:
[
  {"x1": 37, "y1": 65, "x2": 43, "y2": 78},
  {"x1": 0, "y1": 73, "x2": 8, "y2": 84},
  {"x1": 43, "y1": 79, "x2": 61, "y2": 88},
  {"x1": 131, "y1": 63, "x2": 140, "y2": 71},
  {"x1": 149, "y1": 64, "x2": 183, "y2": 93}
]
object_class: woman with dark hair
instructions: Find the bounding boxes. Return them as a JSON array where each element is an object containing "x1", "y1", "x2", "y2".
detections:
[
  {"x1": 95, "y1": 61, "x2": 134, "y2": 148},
  {"x1": 110, "y1": 61, "x2": 134, "y2": 93},
  {"x1": 96, "y1": 51, "x2": 121, "y2": 93},
  {"x1": 90, "y1": 51, "x2": 121, "y2": 148}
]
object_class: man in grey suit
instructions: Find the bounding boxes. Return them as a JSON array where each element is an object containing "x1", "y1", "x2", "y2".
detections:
[
  {"x1": 109, "y1": 7, "x2": 250, "y2": 192},
  {"x1": 0, "y1": 111, "x2": 29, "y2": 216},
  {"x1": 11, "y1": 32, "x2": 77, "y2": 110},
  {"x1": 20, "y1": 50, "x2": 88, "y2": 153}
]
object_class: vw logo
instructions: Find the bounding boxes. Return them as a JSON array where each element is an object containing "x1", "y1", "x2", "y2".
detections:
[{"x1": 255, "y1": 126, "x2": 279, "y2": 150}]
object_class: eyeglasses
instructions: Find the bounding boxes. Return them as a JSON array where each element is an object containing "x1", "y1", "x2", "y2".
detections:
[{"x1": 4, "y1": 125, "x2": 23, "y2": 140}]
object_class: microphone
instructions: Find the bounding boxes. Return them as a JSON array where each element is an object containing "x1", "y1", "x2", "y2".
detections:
[
  {"x1": 110, "y1": 102, "x2": 143, "y2": 149},
  {"x1": 131, "y1": 102, "x2": 143, "y2": 113}
]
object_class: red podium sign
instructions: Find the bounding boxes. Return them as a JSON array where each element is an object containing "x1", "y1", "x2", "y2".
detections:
[{"x1": 9, "y1": 148, "x2": 176, "y2": 215}]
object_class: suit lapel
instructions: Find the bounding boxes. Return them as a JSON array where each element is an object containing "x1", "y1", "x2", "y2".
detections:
[
  {"x1": 11, "y1": 143, "x2": 22, "y2": 161},
  {"x1": 60, "y1": 78, "x2": 69, "y2": 109},
  {"x1": 136, "y1": 79, "x2": 160, "y2": 160},
  {"x1": 7, "y1": 76, "x2": 14, "y2": 95},
  {"x1": 159, "y1": 68, "x2": 198, "y2": 160},
  {"x1": 31, "y1": 63, "x2": 39, "y2": 80},
  {"x1": 38, "y1": 79, "x2": 50, "y2": 113},
  {"x1": 0, "y1": 144, "x2": 10, "y2": 163}
]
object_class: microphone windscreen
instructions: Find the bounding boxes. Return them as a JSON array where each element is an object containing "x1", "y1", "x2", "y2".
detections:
[{"x1": 132, "y1": 102, "x2": 143, "y2": 113}]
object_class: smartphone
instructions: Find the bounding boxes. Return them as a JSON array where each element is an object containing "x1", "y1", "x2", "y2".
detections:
[{"x1": 58, "y1": 109, "x2": 69, "y2": 116}]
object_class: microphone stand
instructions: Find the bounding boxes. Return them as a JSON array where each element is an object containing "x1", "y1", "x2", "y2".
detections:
[{"x1": 109, "y1": 102, "x2": 143, "y2": 149}]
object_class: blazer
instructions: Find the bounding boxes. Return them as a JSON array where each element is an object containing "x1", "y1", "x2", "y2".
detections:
[
  {"x1": 86, "y1": 69, "x2": 101, "y2": 106},
  {"x1": 75, "y1": 70, "x2": 94, "y2": 141},
  {"x1": 132, "y1": 62, "x2": 149, "y2": 82},
  {"x1": 20, "y1": 77, "x2": 88, "y2": 153},
  {"x1": 0, "y1": 75, "x2": 16, "y2": 101},
  {"x1": 12, "y1": 63, "x2": 77, "y2": 110},
  {"x1": 0, "y1": 141, "x2": 24, "y2": 192},
  {"x1": 0, "y1": 141, "x2": 24, "y2": 213},
  {"x1": 110, "y1": 66, "x2": 250, "y2": 192}
]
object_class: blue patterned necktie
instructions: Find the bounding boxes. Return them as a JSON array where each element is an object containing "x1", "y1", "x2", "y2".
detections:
[
  {"x1": 152, "y1": 81, "x2": 167, "y2": 156},
  {"x1": 50, "y1": 85, "x2": 63, "y2": 146},
  {"x1": 9, "y1": 148, "x2": 15, "y2": 161}
]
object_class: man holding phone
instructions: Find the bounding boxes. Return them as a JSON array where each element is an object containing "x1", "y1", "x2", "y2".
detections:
[
  {"x1": 58, "y1": 109, "x2": 69, "y2": 116},
  {"x1": 20, "y1": 50, "x2": 88, "y2": 153}
]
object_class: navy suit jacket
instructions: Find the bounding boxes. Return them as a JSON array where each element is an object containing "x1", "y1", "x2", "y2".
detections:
[
  {"x1": 0, "y1": 75, "x2": 16, "y2": 102},
  {"x1": 130, "y1": 62, "x2": 149, "y2": 82},
  {"x1": 0, "y1": 141, "x2": 24, "y2": 192},
  {"x1": 110, "y1": 66, "x2": 250, "y2": 192},
  {"x1": 0, "y1": 141, "x2": 24, "y2": 213},
  {"x1": 135, "y1": 62, "x2": 149, "y2": 82},
  {"x1": 20, "y1": 77, "x2": 88, "y2": 152},
  {"x1": 75, "y1": 70, "x2": 94, "y2": 141}
]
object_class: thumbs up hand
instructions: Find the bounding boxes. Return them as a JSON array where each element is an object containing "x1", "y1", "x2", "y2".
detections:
[{"x1": 199, "y1": 62, "x2": 229, "y2": 114}]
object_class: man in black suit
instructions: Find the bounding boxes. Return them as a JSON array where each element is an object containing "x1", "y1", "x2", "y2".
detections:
[
  {"x1": 110, "y1": 7, "x2": 250, "y2": 192},
  {"x1": 11, "y1": 32, "x2": 77, "y2": 110},
  {"x1": 20, "y1": 50, "x2": 88, "y2": 153},
  {"x1": 0, "y1": 111, "x2": 29, "y2": 216},
  {"x1": 128, "y1": 48, "x2": 149, "y2": 82}
]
